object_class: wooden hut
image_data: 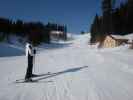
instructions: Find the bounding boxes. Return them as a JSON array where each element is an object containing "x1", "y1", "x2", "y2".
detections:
[{"x1": 99, "y1": 35, "x2": 128, "y2": 48}]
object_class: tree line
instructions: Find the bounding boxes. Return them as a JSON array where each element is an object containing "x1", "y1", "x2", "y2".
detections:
[
  {"x1": 90, "y1": 0, "x2": 133, "y2": 43},
  {"x1": 0, "y1": 17, "x2": 67, "y2": 45}
]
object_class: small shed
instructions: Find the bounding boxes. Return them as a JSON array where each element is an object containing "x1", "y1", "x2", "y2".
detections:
[{"x1": 99, "y1": 35, "x2": 128, "y2": 48}]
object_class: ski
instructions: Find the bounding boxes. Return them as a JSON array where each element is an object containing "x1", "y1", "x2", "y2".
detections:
[
  {"x1": 15, "y1": 72, "x2": 52, "y2": 83},
  {"x1": 15, "y1": 79, "x2": 38, "y2": 83}
]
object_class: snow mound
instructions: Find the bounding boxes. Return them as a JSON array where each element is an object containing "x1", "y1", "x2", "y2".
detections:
[{"x1": 99, "y1": 44, "x2": 130, "y2": 52}]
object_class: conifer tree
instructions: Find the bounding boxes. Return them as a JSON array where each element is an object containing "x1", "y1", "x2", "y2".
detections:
[{"x1": 102, "y1": 0, "x2": 113, "y2": 34}]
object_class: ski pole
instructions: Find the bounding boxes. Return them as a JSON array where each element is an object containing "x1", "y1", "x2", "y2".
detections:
[{"x1": 33, "y1": 49, "x2": 36, "y2": 73}]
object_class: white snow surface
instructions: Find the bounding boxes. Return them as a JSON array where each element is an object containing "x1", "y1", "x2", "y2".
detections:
[
  {"x1": 1, "y1": 34, "x2": 133, "y2": 100},
  {"x1": 111, "y1": 33, "x2": 133, "y2": 41}
]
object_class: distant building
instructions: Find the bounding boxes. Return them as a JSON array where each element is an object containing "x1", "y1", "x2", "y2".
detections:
[
  {"x1": 50, "y1": 30, "x2": 67, "y2": 41},
  {"x1": 99, "y1": 35, "x2": 130, "y2": 48},
  {"x1": 45, "y1": 23, "x2": 67, "y2": 41}
]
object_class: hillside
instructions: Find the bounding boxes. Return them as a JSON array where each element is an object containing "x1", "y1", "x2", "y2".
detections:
[{"x1": 0, "y1": 34, "x2": 133, "y2": 100}]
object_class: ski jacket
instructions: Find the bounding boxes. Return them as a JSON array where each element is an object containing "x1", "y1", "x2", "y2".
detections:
[{"x1": 25, "y1": 43, "x2": 34, "y2": 57}]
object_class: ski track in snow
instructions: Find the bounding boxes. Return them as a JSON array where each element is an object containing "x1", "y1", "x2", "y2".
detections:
[{"x1": 0, "y1": 34, "x2": 133, "y2": 100}]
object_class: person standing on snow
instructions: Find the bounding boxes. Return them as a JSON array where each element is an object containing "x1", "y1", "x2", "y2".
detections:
[{"x1": 25, "y1": 42, "x2": 36, "y2": 81}]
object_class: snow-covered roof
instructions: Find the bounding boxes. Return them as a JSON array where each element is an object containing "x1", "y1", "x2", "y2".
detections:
[
  {"x1": 124, "y1": 34, "x2": 133, "y2": 40},
  {"x1": 50, "y1": 31, "x2": 64, "y2": 34},
  {"x1": 111, "y1": 33, "x2": 133, "y2": 40},
  {"x1": 111, "y1": 35, "x2": 126, "y2": 40}
]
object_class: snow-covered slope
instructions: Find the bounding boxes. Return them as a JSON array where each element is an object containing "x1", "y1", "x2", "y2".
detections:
[
  {"x1": 0, "y1": 34, "x2": 133, "y2": 100},
  {"x1": 0, "y1": 43, "x2": 25, "y2": 57},
  {"x1": 0, "y1": 35, "x2": 26, "y2": 57}
]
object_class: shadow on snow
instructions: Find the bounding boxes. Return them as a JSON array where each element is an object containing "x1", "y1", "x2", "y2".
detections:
[
  {"x1": 33, "y1": 66, "x2": 88, "y2": 82},
  {"x1": 0, "y1": 42, "x2": 72, "y2": 57},
  {"x1": 39, "y1": 42, "x2": 72, "y2": 50},
  {"x1": 0, "y1": 44, "x2": 24, "y2": 57}
]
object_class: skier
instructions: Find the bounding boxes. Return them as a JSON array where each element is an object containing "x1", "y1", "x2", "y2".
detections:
[{"x1": 25, "y1": 42, "x2": 36, "y2": 82}]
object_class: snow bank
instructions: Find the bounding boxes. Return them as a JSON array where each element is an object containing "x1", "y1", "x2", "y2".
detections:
[{"x1": 99, "y1": 44, "x2": 130, "y2": 52}]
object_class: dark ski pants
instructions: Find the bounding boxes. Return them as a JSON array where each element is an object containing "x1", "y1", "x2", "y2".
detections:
[{"x1": 25, "y1": 55, "x2": 33, "y2": 79}]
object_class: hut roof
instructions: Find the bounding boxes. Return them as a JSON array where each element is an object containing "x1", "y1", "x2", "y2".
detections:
[{"x1": 108, "y1": 33, "x2": 133, "y2": 41}]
